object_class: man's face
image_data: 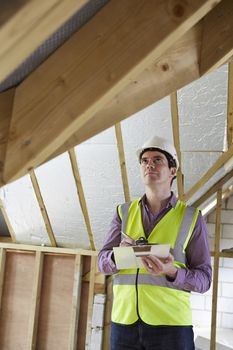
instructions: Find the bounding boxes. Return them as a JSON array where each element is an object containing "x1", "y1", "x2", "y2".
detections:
[{"x1": 140, "y1": 150, "x2": 176, "y2": 187}]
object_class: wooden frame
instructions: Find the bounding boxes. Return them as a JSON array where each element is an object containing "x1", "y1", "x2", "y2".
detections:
[{"x1": 0, "y1": 243, "x2": 104, "y2": 350}]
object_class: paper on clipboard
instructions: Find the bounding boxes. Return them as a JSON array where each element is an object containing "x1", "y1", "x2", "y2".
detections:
[{"x1": 113, "y1": 244, "x2": 170, "y2": 269}]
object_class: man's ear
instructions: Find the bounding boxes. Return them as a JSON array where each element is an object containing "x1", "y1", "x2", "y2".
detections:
[{"x1": 170, "y1": 167, "x2": 177, "y2": 177}]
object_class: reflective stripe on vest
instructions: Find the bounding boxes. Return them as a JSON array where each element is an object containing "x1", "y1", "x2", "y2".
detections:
[{"x1": 114, "y1": 273, "x2": 186, "y2": 290}]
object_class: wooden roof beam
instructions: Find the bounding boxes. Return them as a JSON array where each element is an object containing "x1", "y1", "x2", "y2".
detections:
[
  {"x1": 199, "y1": 0, "x2": 233, "y2": 75},
  {"x1": 3, "y1": 0, "x2": 219, "y2": 185},
  {"x1": 0, "y1": 89, "x2": 15, "y2": 186},
  {"x1": 0, "y1": 0, "x2": 89, "y2": 82},
  {"x1": 49, "y1": 0, "x2": 233, "y2": 163}
]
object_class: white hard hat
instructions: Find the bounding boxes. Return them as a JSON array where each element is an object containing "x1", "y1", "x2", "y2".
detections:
[{"x1": 136, "y1": 135, "x2": 179, "y2": 169}]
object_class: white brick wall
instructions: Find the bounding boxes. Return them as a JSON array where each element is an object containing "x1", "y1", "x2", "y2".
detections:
[
  {"x1": 192, "y1": 195, "x2": 233, "y2": 331},
  {"x1": 90, "y1": 294, "x2": 106, "y2": 350}
]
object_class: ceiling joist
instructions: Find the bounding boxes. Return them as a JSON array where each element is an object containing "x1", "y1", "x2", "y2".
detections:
[{"x1": 2, "y1": 0, "x2": 219, "y2": 186}]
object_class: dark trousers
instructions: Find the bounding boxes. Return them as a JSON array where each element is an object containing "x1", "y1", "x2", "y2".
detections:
[{"x1": 110, "y1": 321, "x2": 195, "y2": 350}]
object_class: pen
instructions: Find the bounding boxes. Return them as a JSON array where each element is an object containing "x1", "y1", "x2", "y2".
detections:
[
  {"x1": 121, "y1": 231, "x2": 136, "y2": 244},
  {"x1": 121, "y1": 231, "x2": 131, "y2": 239}
]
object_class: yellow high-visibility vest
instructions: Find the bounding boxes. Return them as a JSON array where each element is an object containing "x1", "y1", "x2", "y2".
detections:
[{"x1": 112, "y1": 198, "x2": 199, "y2": 325}]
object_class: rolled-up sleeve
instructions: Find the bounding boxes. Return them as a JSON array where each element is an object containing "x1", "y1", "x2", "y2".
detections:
[
  {"x1": 172, "y1": 212, "x2": 212, "y2": 293},
  {"x1": 98, "y1": 209, "x2": 121, "y2": 275}
]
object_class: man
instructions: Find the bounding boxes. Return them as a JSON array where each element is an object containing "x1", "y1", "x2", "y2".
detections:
[{"x1": 98, "y1": 135, "x2": 212, "y2": 350}]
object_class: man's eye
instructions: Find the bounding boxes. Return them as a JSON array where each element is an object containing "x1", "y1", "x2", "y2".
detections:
[
  {"x1": 154, "y1": 158, "x2": 162, "y2": 164},
  {"x1": 141, "y1": 159, "x2": 148, "y2": 165}
]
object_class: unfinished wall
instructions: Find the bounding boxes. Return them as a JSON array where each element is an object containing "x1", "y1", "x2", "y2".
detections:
[
  {"x1": 0, "y1": 245, "x2": 105, "y2": 350},
  {"x1": 190, "y1": 194, "x2": 233, "y2": 335}
]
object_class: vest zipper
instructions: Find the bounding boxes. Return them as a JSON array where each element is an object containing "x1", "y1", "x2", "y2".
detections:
[{"x1": 135, "y1": 268, "x2": 141, "y2": 320}]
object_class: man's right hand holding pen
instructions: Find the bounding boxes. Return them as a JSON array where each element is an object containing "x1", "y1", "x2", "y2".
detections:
[{"x1": 120, "y1": 231, "x2": 135, "y2": 247}]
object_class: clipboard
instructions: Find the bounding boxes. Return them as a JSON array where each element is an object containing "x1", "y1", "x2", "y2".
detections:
[{"x1": 113, "y1": 244, "x2": 170, "y2": 269}]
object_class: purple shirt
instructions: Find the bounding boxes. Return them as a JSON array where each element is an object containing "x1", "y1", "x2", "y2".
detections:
[{"x1": 98, "y1": 193, "x2": 212, "y2": 293}]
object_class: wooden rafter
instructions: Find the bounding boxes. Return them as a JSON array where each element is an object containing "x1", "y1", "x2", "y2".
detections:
[
  {"x1": 0, "y1": 89, "x2": 15, "y2": 185},
  {"x1": 0, "y1": 198, "x2": 16, "y2": 242},
  {"x1": 0, "y1": 1, "x2": 29, "y2": 27},
  {"x1": 3, "y1": 0, "x2": 218, "y2": 185},
  {"x1": 193, "y1": 168, "x2": 233, "y2": 207},
  {"x1": 115, "y1": 123, "x2": 130, "y2": 202},
  {"x1": 227, "y1": 61, "x2": 233, "y2": 147},
  {"x1": 170, "y1": 92, "x2": 184, "y2": 198},
  {"x1": 182, "y1": 143, "x2": 233, "y2": 202},
  {"x1": 0, "y1": 0, "x2": 89, "y2": 82},
  {"x1": 210, "y1": 188, "x2": 222, "y2": 350},
  {"x1": 48, "y1": 24, "x2": 203, "y2": 163},
  {"x1": 200, "y1": 0, "x2": 233, "y2": 75},
  {"x1": 29, "y1": 169, "x2": 57, "y2": 247},
  {"x1": 48, "y1": 0, "x2": 233, "y2": 165},
  {"x1": 68, "y1": 149, "x2": 96, "y2": 251},
  {"x1": 0, "y1": 247, "x2": 6, "y2": 310}
]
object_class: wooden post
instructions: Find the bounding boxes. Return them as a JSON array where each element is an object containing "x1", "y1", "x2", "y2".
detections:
[
  {"x1": 27, "y1": 251, "x2": 44, "y2": 350},
  {"x1": 210, "y1": 188, "x2": 222, "y2": 350},
  {"x1": 227, "y1": 61, "x2": 233, "y2": 148},
  {"x1": 102, "y1": 276, "x2": 113, "y2": 350},
  {"x1": 68, "y1": 254, "x2": 83, "y2": 350},
  {"x1": 85, "y1": 255, "x2": 96, "y2": 350},
  {"x1": 0, "y1": 247, "x2": 6, "y2": 310}
]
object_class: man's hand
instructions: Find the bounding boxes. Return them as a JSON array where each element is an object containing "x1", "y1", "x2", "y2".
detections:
[
  {"x1": 120, "y1": 237, "x2": 135, "y2": 247},
  {"x1": 141, "y1": 253, "x2": 177, "y2": 280}
]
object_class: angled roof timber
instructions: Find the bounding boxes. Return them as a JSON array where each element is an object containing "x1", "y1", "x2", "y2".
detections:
[
  {"x1": 193, "y1": 168, "x2": 233, "y2": 207},
  {"x1": 2, "y1": 0, "x2": 219, "y2": 186},
  {"x1": 115, "y1": 123, "x2": 130, "y2": 202},
  {"x1": 182, "y1": 143, "x2": 233, "y2": 202},
  {"x1": 0, "y1": 0, "x2": 89, "y2": 82},
  {"x1": 29, "y1": 170, "x2": 57, "y2": 247},
  {"x1": 49, "y1": 23, "x2": 203, "y2": 161},
  {"x1": 50, "y1": 0, "x2": 233, "y2": 161},
  {"x1": 0, "y1": 89, "x2": 15, "y2": 183},
  {"x1": 199, "y1": 0, "x2": 233, "y2": 75},
  {"x1": 68, "y1": 149, "x2": 96, "y2": 251},
  {"x1": 170, "y1": 92, "x2": 184, "y2": 198}
]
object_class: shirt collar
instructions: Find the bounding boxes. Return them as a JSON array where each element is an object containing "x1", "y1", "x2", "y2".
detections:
[{"x1": 139, "y1": 192, "x2": 178, "y2": 209}]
